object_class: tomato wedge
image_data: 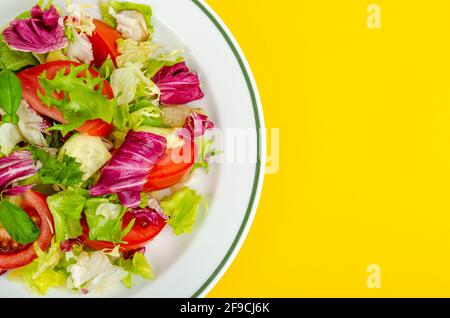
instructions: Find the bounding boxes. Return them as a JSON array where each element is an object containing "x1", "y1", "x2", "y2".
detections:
[
  {"x1": 17, "y1": 61, "x2": 114, "y2": 137},
  {"x1": 0, "y1": 191, "x2": 54, "y2": 270},
  {"x1": 143, "y1": 143, "x2": 197, "y2": 192},
  {"x1": 89, "y1": 19, "x2": 122, "y2": 68},
  {"x1": 80, "y1": 211, "x2": 166, "y2": 252}
]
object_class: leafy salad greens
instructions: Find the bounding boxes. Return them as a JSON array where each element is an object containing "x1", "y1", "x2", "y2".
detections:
[{"x1": 0, "y1": 0, "x2": 216, "y2": 295}]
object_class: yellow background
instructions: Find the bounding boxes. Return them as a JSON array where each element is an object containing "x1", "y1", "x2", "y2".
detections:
[{"x1": 207, "y1": 0, "x2": 450, "y2": 297}]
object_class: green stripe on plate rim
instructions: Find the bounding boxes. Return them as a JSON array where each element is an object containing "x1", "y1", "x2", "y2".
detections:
[{"x1": 190, "y1": 0, "x2": 263, "y2": 298}]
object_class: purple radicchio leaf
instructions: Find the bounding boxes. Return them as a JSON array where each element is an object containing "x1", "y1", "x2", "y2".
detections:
[
  {"x1": 178, "y1": 112, "x2": 214, "y2": 141},
  {"x1": 152, "y1": 62, "x2": 204, "y2": 105},
  {"x1": 89, "y1": 131, "x2": 167, "y2": 208},
  {"x1": 123, "y1": 246, "x2": 146, "y2": 260},
  {"x1": 2, "y1": 5, "x2": 67, "y2": 54},
  {"x1": 0, "y1": 150, "x2": 41, "y2": 193},
  {"x1": 147, "y1": 197, "x2": 167, "y2": 220},
  {"x1": 117, "y1": 191, "x2": 141, "y2": 210},
  {"x1": 129, "y1": 207, "x2": 166, "y2": 229},
  {"x1": 3, "y1": 184, "x2": 35, "y2": 197},
  {"x1": 60, "y1": 239, "x2": 83, "y2": 252}
]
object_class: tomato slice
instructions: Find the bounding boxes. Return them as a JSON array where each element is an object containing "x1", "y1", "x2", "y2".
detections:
[
  {"x1": 0, "y1": 191, "x2": 54, "y2": 270},
  {"x1": 17, "y1": 61, "x2": 114, "y2": 137},
  {"x1": 143, "y1": 143, "x2": 197, "y2": 192},
  {"x1": 80, "y1": 211, "x2": 166, "y2": 252},
  {"x1": 89, "y1": 19, "x2": 122, "y2": 68}
]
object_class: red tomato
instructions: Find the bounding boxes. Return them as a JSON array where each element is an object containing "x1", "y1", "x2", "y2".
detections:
[
  {"x1": 80, "y1": 211, "x2": 166, "y2": 252},
  {"x1": 0, "y1": 191, "x2": 54, "y2": 270},
  {"x1": 143, "y1": 143, "x2": 197, "y2": 192},
  {"x1": 17, "y1": 61, "x2": 114, "y2": 137},
  {"x1": 89, "y1": 19, "x2": 122, "y2": 68}
]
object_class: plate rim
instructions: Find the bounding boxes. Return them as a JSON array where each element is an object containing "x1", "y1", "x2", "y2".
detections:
[{"x1": 190, "y1": 0, "x2": 266, "y2": 298}]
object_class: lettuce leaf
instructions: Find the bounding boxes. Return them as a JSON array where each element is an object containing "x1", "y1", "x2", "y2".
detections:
[
  {"x1": 8, "y1": 241, "x2": 66, "y2": 295},
  {"x1": 117, "y1": 252, "x2": 153, "y2": 288},
  {"x1": 0, "y1": 35, "x2": 37, "y2": 71},
  {"x1": 38, "y1": 64, "x2": 116, "y2": 136},
  {"x1": 192, "y1": 137, "x2": 216, "y2": 174},
  {"x1": 84, "y1": 198, "x2": 133, "y2": 243},
  {"x1": 128, "y1": 101, "x2": 167, "y2": 129},
  {"x1": 46, "y1": 190, "x2": 86, "y2": 241},
  {"x1": 161, "y1": 187, "x2": 203, "y2": 235}
]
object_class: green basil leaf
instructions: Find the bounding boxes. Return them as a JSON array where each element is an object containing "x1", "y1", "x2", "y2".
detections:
[
  {"x1": 0, "y1": 201, "x2": 40, "y2": 244},
  {"x1": 0, "y1": 70, "x2": 22, "y2": 124}
]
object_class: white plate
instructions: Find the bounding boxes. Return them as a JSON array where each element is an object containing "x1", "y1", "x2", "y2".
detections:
[{"x1": 0, "y1": 0, "x2": 265, "y2": 298}]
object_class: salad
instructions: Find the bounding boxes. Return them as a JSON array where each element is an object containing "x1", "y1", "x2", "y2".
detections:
[{"x1": 0, "y1": 0, "x2": 215, "y2": 295}]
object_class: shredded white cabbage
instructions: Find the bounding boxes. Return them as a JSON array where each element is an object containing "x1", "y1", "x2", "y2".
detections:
[
  {"x1": 66, "y1": 32, "x2": 94, "y2": 65},
  {"x1": 0, "y1": 123, "x2": 23, "y2": 155},
  {"x1": 111, "y1": 8, "x2": 149, "y2": 42},
  {"x1": 67, "y1": 251, "x2": 127, "y2": 294},
  {"x1": 17, "y1": 100, "x2": 48, "y2": 147},
  {"x1": 65, "y1": 1, "x2": 96, "y2": 36},
  {"x1": 116, "y1": 39, "x2": 159, "y2": 68},
  {"x1": 110, "y1": 62, "x2": 160, "y2": 106}
]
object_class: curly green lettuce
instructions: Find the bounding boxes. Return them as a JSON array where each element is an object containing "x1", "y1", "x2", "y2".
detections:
[{"x1": 38, "y1": 64, "x2": 116, "y2": 136}]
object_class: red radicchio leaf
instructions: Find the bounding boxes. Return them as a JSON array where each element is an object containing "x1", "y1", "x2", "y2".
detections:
[
  {"x1": 89, "y1": 131, "x2": 167, "y2": 208},
  {"x1": 60, "y1": 239, "x2": 83, "y2": 252},
  {"x1": 0, "y1": 270, "x2": 7, "y2": 276},
  {"x1": 0, "y1": 150, "x2": 41, "y2": 193},
  {"x1": 152, "y1": 62, "x2": 204, "y2": 105},
  {"x1": 3, "y1": 184, "x2": 35, "y2": 197},
  {"x1": 32, "y1": 5, "x2": 59, "y2": 29},
  {"x1": 2, "y1": 5, "x2": 67, "y2": 54},
  {"x1": 179, "y1": 112, "x2": 214, "y2": 141},
  {"x1": 123, "y1": 246, "x2": 146, "y2": 260},
  {"x1": 129, "y1": 207, "x2": 165, "y2": 229}
]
